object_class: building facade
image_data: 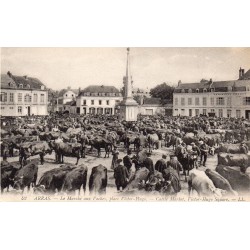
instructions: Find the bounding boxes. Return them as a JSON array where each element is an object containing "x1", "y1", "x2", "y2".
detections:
[
  {"x1": 173, "y1": 68, "x2": 250, "y2": 119},
  {"x1": 76, "y1": 85, "x2": 123, "y2": 115},
  {"x1": 56, "y1": 87, "x2": 78, "y2": 112},
  {"x1": 0, "y1": 72, "x2": 48, "y2": 116}
]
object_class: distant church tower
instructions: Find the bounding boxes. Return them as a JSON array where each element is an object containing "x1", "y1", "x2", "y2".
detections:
[{"x1": 119, "y1": 48, "x2": 138, "y2": 121}]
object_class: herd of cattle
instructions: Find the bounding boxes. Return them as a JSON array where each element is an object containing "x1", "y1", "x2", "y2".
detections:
[{"x1": 1, "y1": 114, "x2": 250, "y2": 198}]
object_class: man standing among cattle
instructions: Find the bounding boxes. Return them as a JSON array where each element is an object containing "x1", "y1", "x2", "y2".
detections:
[
  {"x1": 199, "y1": 141, "x2": 209, "y2": 167},
  {"x1": 123, "y1": 149, "x2": 133, "y2": 173},
  {"x1": 154, "y1": 154, "x2": 167, "y2": 174},
  {"x1": 166, "y1": 155, "x2": 183, "y2": 179},
  {"x1": 113, "y1": 159, "x2": 129, "y2": 191}
]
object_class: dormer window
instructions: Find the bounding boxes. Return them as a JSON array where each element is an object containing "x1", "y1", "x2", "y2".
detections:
[
  {"x1": 19, "y1": 84, "x2": 23, "y2": 88},
  {"x1": 203, "y1": 88, "x2": 207, "y2": 93},
  {"x1": 196, "y1": 88, "x2": 199, "y2": 93},
  {"x1": 210, "y1": 88, "x2": 214, "y2": 92},
  {"x1": 228, "y1": 86, "x2": 232, "y2": 91},
  {"x1": 181, "y1": 89, "x2": 185, "y2": 93},
  {"x1": 27, "y1": 84, "x2": 30, "y2": 89},
  {"x1": 188, "y1": 89, "x2": 192, "y2": 93},
  {"x1": 41, "y1": 86, "x2": 45, "y2": 90}
]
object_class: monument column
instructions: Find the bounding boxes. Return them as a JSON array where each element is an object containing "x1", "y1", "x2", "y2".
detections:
[{"x1": 119, "y1": 48, "x2": 138, "y2": 121}]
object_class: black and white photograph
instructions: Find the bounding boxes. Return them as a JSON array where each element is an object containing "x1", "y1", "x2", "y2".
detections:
[{"x1": 1, "y1": 47, "x2": 250, "y2": 202}]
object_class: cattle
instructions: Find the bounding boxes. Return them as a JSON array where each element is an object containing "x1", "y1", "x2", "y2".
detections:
[
  {"x1": 215, "y1": 143, "x2": 248, "y2": 154},
  {"x1": 124, "y1": 167, "x2": 150, "y2": 192},
  {"x1": 216, "y1": 165, "x2": 250, "y2": 194},
  {"x1": 34, "y1": 165, "x2": 76, "y2": 194},
  {"x1": 147, "y1": 133, "x2": 159, "y2": 152},
  {"x1": 61, "y1": 165, "x2": 88, "y2": 194},
  {"x1": 1, "y1": 161, "x2": 20, "y2": 193},
  {"x1": 217, "y1": 153, "x2": 250, "y2": 167},
  {"x1": 188, "y1": 169, "x2": 226, "y2": 197},
  {"x1": 13, "y1": 161, "x2": 38, "y2": 193},
  {"x1": 89, "y1": 137, "x2": 112, "y2": 158},
  {"x1": 162, "y1": 167, "x2": 181, "y2": 194},
  {"x1": 205, "y1": 169, "x2": 237, "y2": 196},
  {"x1": 50, "y1": 141, "x2": 82, "y2": 165},
  {"x1": 89, "y1": 165, "x2": 107, "y2": 195}
]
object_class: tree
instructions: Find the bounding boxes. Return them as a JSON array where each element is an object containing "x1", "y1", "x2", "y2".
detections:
[{"x1": 149, "y1": 82, "x2": 174, "y2": 104}]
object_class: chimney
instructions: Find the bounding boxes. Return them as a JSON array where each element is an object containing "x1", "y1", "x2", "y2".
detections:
[
  {"x1": 7, "y1": 71, "x2": 12, "y2": 78},
  {"x1": 78, "y1": 87, "x2": 81, "y2": 94},
  {"x1": 67, "y1": 86, "x2": 71, "y2": 90},
  {"x1": 241, "y1": 68, "x2": 245, "y2": 78},
  {"x1": 209, "y1": 78, "x2": 213, "y2": 84},
  {"x1": 178, "y1": 80, "x2": 182, "y2": 86},
  {"x1": 239, "y1": 67, "x2": 242, "y2": 79},
  {"x1": 139, "y1": 95, "x2": 144, "y2": 105},
  {"x1": 23, "y1": 75, "x2": 27, "y2": 79}
]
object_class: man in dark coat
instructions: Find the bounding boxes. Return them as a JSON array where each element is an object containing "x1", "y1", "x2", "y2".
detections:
[
  {"x1": 123, "y1": 149, "x2": 133, "y2": 173},
  {"x1": 166, "y1": 155, "x2": 183, "y2": 179},
  {"x1": 155, "y1": 154, "x2": 167, "y2": 174},
  {"x1": 114, "y1": 159, "x2": 129, "y2": 191},
  {"x1": 199, "y1": 141, "x2": 209, "y2": 166},
  {"x1": 143, "y1": 152, "x2": 154, "y2": 175}
]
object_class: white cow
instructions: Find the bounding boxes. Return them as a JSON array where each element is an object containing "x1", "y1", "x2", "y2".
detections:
[{"x1": 188, "y1": 169, "x2": 226, "y2": 197}]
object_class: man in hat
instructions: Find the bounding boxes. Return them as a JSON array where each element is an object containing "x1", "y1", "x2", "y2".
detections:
[
  {"x1": 111, "y1": 146, "x2": 119, "y2": 170},
  {"x1": 114, "y1": 159, "x2": 129, "y2": 191},
  {"x1": 199, "y1": 141, "x2": 209, "y2": 166},
  {"x1": 166, "y1": 155, "x2": 183, "y2": 179},
  {"x1": 123, "y1": 149, "x2": 133, "y2": 173},
  {"x1": 155, "y1": 154, "x2": 167, "y2": 174},
  {"x1": 143, "y1": 151, "x2": 155, "y2": 175}
]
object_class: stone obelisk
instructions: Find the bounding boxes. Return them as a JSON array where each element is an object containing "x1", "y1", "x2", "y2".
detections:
[{"x1": 119, "y1": 48, "x2": 138, "y2": 121}]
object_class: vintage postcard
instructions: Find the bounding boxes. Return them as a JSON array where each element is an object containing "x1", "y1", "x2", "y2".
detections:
[{"x1": 1, "y1": 47, "x2": 250, "y2": 202}]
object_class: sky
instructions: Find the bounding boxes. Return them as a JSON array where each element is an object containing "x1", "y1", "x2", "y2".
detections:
[{"x1": 1, "y1": 47, "x2": 250, "y2": 91}]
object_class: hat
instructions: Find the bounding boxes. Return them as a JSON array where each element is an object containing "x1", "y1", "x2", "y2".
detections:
[
  {"x1": 162, "y1": 154, "x2": 167, "y2": 159},
  {"x1": 117, "y1": 159, "x2": 123, "y2": 164},
  {"x1": 146, "y1": 152, "x2": 152, "y2": 156},
  {"x1": 127, "y1": 149, "x2": 132, "y2": 155},
  {"x1": 191, "y1": 142, "x2": 195, "y2": 145}
]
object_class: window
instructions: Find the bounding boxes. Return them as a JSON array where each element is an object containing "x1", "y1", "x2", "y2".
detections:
[
  {"x1": 19, "y1": 84, "x2": 23, "y2": 88},
  {"x1": 228, "y1": 86, "x2": 232, "y2": 91},
  {"x1": 236, "y1": 110, "x2": 241, "y2": 118},
  {"x1": 24, "y1": 94, "x2": 32, "y2": 103},
  {"x1": 227, "y1": 109, "x2": 232, "y2": 118},
  {"x1": 203, "y1": 88, "x2": 207, "y2": 93},
  {"x1": 181, "y1": 89, "x2": 185, "y2": 93},
  {"x1": 243, "y1": 97, "x2": 250, "y2": 105},
  {"x1": 210, "y1": 88, "x2": 214, "y2": 92},
  {"x1": 188, "y1": 89, "x2": 192, "y2": 93},
  {"x1": 218, "y1": 109, "x2": 223, "y2": 117},
  {"x1": 188, "y1": 98, "x2": 192, "y2": 105},
  {"x1": 18, "y1": 106, "x2": 22, "y2": 114},
  {"x1": 66, "y1": 94, "x2": 68, "y2": 97},
  {"x1": 10, "y1": 93, "x2": 14, "y2": 102},
  {"x1": 227, "y1": 97, "x2": 232, "y2": 106},
  {"x1": 202, "y1": 97, "x2": 207, "y2": 106},
  {"x1": 211, "y1": 109, "x2": 215, "y2": 113},
  {"x1": 216, "y1": 97, "x2": 225, "y2": 105},
  {"x1": 33, "y1": 94, "x2": 38, "y2": 103},
  {"x1": 9, "y1": 107, "x2": 14, "y2": 109},
  {"x1": 83, "y1": 100, "x2": 86, "y2": 105},
  {"x1": 0, "y1": 92, "x2": 7, "y2": 102},
  {"x1": 99, "y1": 100, "x2": 102, "y2": 105},
  {"x1": 27, "y1": 84, "x2": 30, "y2": 89},
  {"x1": 174, "y1": 98, "x2": 178, "y2": 106},
  {"x1": 195, "y1": 97, "x2": 199, "y2": 106},
  {"x1": 18, "y1": 93, "x2": 22, "y2": 102},
  {"x1": 106, "y1": 100, "x2": 109, "y2": 105},
  {"x1": 210, "y1": 97, "x2": 214, "y2": 106},
  {"x1": 195, "y1": 109, "x2": 199, "y2": 116},
  {"x1": 181, "y1": 98, "x2": 185, "y2": 105},
  {"x1": 202, "y1": 109, "x2": 207, "y2": 115},
  {"x1": 1, "y1": 107, "x2": 5, "y2": 110},
  {"x1": 91, "y1": 100, "x2": 94, "y2": 105},
  {"x1": 196, "y1": 89, "x2": 199, "y2": 93},
  {"x1": 40, "y1": 94, "x2": 45, "y2": 103}
]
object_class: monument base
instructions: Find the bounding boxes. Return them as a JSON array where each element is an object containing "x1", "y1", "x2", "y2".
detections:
[{"x1": 119, "y1": 98, "x2": 138, "y2": 121}]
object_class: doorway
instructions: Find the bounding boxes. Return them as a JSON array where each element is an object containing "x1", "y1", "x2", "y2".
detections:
[
  {"x1": 27, "y1": 106, "x2": 31, "y2": 116},
  {"x1": 246, "y1": 110, "x2": 250, "y2": 120}
]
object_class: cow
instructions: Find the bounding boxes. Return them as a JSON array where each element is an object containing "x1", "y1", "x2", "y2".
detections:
[
  {"x1": 147, "y1": 133, "x2": 159, "y2": 152},
  {"x1": 188, "y1": 169, "x2": 226, "y2": 197},
  {"x1": 217, "y1": 153, "x2": 250, "y2": 167},
  {"x1": 34, "y1": 165, "x2": 76, "y2": 194},
  {"x1": 89, "y1": 165, "x2": 107, "y2": 195},
  {"x1": 216, "y1": 165, "x2": 250, "y2": 194},
  {"x1": 1, "y1": 161, "x2": 20, "y2": 193},
  {"x1": 13, "y1": 161, "x2": 38, "y2": 193},
  {"x1": 215, "y1": 143, "x2": 248, "y2": 154},
  {"x1": 205, "y1": 169, "x2": 238, "y2": 196},
  {"x1": 50, "y1": 141, "x2": 82, "y2": 165},
  {"x1": 61, "y1": 165, "x2": 88, "y2": 195},
  {"x1": 88, "y1": 137, "x2": 112, "y2": 158}
]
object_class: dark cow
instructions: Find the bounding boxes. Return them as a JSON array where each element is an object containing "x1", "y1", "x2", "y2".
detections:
[
  {"x1": 89, "y1": 137, "x2": 112, "y2": 158},
  {"x1": 217, "y1": 153, "x2": 250, "y2": 167},
  {"x1": 1, "y1": 161, "x2": 20, "y2": 193},
  {"x1": 50, "y1": 141, "x2": 82, "y2": 165},
  {"x1": 13, "y1": 161, "x2": 38, "y2": 192},
  {"x1": 216, "y1": 165, "x2": 250, "y2": 194},
  {"x1": 62, "y1": 165, "x2": 88, "y2": 194},
  {"x1": 205, "y1": 169, "x2": 237, "y2": 196},
  {"x1": 34, "y1": 165, "x2": 76, "y2": 194},
  {"x1": 89, "y1": 165, "x2": 107, "y2": 195}
]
